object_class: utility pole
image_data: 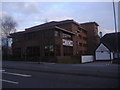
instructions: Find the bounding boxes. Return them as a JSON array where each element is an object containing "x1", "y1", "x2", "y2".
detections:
[{"x1": 113, "y1": 0, "x2": 119, "y2": 63}]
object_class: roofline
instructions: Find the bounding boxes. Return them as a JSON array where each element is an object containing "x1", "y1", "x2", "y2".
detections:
[
  {"x1": 80, "y1": 22, "x2": 99, "y2": 26},
  {"x1": 25, "y1": 19, "x2": 81, "y2": 30},
  {"x1": 95, "y1": 42, "x2": 111, "y2": 52},
  {"x1": 10, "y1": 25, "x2": 75, "y2": 37}
]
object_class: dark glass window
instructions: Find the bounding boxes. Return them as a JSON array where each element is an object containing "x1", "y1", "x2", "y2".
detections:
[
  {"x1": 62, "y1": 33, "x2": 72, "y2": 39},
  {"x1": 54, "y1": 30, "x2": 59, "y2": 37},
  {"x1": 13, "y1": 48, "x2": 21, "y2": 57},
  {"x1": 44, "y1": 45, "x2": 54, "y2": 56},
  {"x1": 27, "y1": 47, "x2": 40, "y2": 57},
  {"x1": 55, "y1": 45, "x2": 60, "y2": 56},
  {"x1": 63, "y1": 46, "x2": 73, "y2": 56}
]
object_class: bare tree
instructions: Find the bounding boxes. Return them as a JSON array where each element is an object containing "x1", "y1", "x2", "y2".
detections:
[
  {"x1": 1, "y1": 15, "x2": 17, "y2": 37},
  {"x1": 0, "y1": 15, "x2": 17, "y2": 60}
]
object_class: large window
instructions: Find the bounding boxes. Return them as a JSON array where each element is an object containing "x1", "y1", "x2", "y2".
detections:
[
  {"x1": 44, "y1": 45, "x2": 54, "y2": 56},
  {"x1": 63, "y1": 46, "x2": 73, "y2": 56},
  {"x1": 13, "y1": 48, "x2": 21, "y2": 57},
  {"x1": 27, "y1": 47, "x2": 40, "y2": 57},
  {"x1": 62, "y1": 33, "x2": 72, "y2": 39},
  {"x1": 54, "y1": 30, "x2": 60, "y2": 37},
  {"x1": 55, "y1": 45, "x2": 60, "y2": 56}
]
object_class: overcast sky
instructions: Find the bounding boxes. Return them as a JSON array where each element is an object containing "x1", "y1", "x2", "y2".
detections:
[{"x1": 1, "y1": 2, "x2": 119, "y2": 35}]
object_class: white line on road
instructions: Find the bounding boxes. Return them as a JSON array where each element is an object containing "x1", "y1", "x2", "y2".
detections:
[
  {"x1": 0, "y1": 79, "x2": 19, "y2": 84},
  {"x1": 3, "y1": 72, "x2": 32, "y2": 77},
  {"x1": 0, "y1": 70, "x2": 5, "y2": 72}
]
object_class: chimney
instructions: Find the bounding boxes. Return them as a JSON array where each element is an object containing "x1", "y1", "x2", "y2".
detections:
[{"x1": 99, "y1": 32, "x2": 102, "y2": 38}]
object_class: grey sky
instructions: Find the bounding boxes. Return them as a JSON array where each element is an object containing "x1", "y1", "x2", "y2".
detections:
[{"x1": 1, "y1": 2, "x2": 119, "y2": 35}]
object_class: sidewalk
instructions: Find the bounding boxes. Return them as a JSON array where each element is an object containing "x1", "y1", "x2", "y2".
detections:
[{"x1": 2, "y1": 61, "x2": 119, "y2": 78}]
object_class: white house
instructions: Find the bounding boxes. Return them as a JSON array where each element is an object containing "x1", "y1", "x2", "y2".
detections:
[
  {"x1": 95, "y1": 32, "x2": 120, "y2": 62},
  {"x1": 95, "y1": 43, "x2": 113, "y2": 61}
]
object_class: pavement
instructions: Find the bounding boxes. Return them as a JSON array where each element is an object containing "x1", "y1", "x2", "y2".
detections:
[{"x1": 2, "y1": 61, "x2": 120, "y2": 78}]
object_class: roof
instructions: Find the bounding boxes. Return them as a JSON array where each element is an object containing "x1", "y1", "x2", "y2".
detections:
[
  {"x1": 10, "y1": 25, "x2": 75, "y2": 37},
  {"x1": 25, "y1": 19, "x2": 80, "y2": 31},
  {"x1": 100, "y1": 32, "x2": 120, "y2": 52},
  {"x1": 80, "y1": 22, "x2": 99, "y2": 26},
  {"x1": 10, "y1": 19, "x2": 82, "y2": 37}
]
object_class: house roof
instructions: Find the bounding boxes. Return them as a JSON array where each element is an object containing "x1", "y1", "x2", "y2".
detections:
[{"x1": 100, "y1": 32, "x2": 120, "y2": 52}]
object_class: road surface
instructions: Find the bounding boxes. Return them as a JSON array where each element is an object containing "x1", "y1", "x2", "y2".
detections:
[{"x1": 2, "y1": 68, "x2": 119, "y2": 88}]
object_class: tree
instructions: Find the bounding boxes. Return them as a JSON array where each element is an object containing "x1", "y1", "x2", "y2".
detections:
[{"x1": 0, "y1": 15, "x2": 17, "y2": 60}]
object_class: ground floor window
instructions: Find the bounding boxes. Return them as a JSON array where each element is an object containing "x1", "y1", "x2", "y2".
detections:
[
  {"x1": 55, "y1": 45, "x2": 60, "y2": 56},
  {"x1": 13, "y1": 48, "x2": 21, "y2": 57},
  {"x1": 63, "y1": 46, "x2": 73, "y2": 56},
  {"x1": 44, "y1": 45, "x2": 54, "y2": 56},
  {"x1": 26, "y1": 46, "x2": 40, "y2": 57}
]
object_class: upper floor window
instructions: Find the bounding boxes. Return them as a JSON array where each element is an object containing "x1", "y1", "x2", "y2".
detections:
[
  {"x1": 54, "y1": 30, "x2": 60, "y2": 37},
  {"x1": 62, "y1": 33, "x2": 72, "y2": 39}
]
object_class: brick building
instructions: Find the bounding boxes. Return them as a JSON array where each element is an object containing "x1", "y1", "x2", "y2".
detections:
[
  {"x1": 80, "y1": 22, "x2": 100, "y2": 55},
  {"x1": 10, "y1": 20, "x2": 100, "y2": 61}
]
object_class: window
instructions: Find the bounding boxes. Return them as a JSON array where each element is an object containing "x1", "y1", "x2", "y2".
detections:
[
  {"x1": 79, "y1": 42, "x2": 82, "y2": 46},
  {"x1": 27, "y1": 47, "x2": 40, "y2": 57},
  {"x1": 55, "y1": 45, "x2": 60, "y2": 56},
  {"x1": 63, "y1": 46, "x2": 73, "y2": 56},
  {"x1": 62, "y1": 33, "x2": 72, "y2": 39},
  {"x1": 83, "y1": 37, "x2": 87, "y2": 40},
  {"x1": 13, "y1": 48, "x2": 21, "y2": 57},
  {"x1": 44, "y1": 45, "x2": 54, "y2": 56},
  {"x1": 54, "y1": 30, "x2": 59, "y2": 37},
  {"x1": 79, "y1": 35, "x2": 82, "y2": 39}
]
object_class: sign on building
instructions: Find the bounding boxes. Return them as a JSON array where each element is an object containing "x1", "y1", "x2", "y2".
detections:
[{"x1": 62, "y1": 39, "x2": 73, "y2": 46}]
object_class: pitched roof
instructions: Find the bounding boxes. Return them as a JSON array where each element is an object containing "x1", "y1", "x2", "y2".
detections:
[{"x1": 100, "y1": 32, "x2": 120, "y2": 52}]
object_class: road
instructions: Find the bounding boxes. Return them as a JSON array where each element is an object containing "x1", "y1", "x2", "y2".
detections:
[{"x1": 2, "y1": 68, "x2": 119, "y2": 88}]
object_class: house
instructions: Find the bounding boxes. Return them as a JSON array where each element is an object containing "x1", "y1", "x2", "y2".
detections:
[
  {"x1": 95, "y1": 32, "x2": 120, "y2": 62},
  {"x1": 10, "y1": 19, "x2": 100, "y2": 63}
]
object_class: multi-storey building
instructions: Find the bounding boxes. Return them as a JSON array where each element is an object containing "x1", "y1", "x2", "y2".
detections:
[
  {"x1": 10, "y1": 20, "x2": 99, "y2": 61},
  {"x1": 80, "y1": 22, "x2": 100, "y2": 55}
]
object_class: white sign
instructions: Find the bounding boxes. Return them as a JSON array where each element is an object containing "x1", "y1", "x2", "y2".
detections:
[{"x1": 62, "y1": 39, "x2": 73, "y2": 46}]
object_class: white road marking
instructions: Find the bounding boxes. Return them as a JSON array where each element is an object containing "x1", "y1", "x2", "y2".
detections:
[
  {"x1": 0, "y1": 79, "x2": 19, "y2": 84},
  {"x1": 3, "y1": 72, "x2": 32, "y2": 77},
  {"x1": 0, "y1": 70, "x2": 5, "y2": 72}
]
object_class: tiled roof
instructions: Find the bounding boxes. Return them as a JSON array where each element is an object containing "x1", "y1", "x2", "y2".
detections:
[{"x1": 101, "y1": 32, "x2": 120, "y2": 52}]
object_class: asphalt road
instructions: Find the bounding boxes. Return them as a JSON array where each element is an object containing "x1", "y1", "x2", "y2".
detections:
[{"x1": 2, "y1": 68, "x2": 119, "y2": 88}]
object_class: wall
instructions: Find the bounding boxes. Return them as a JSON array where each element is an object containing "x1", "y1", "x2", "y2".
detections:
[
  {"x1": 80, "y1": 23, "x2": 100, "y2": 55},
  {"x1": 57, "y1": 56, "x2": 80, "y2": 63},
  {"x1": 81, "y1": 55, "x2": 94, "y2": 63},
  {"x1": 95, "y1": 43, "x2": 111, "y2": 60}
]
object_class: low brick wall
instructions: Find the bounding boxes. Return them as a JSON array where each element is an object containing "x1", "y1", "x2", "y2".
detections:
[{"x1": 56, "y1": 56, "x2": 80, "y2": 64}]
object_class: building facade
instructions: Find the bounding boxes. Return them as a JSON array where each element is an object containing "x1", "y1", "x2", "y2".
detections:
[
  {"x1": 80, "y1": 22, "x2": 100, "y2": 55},
  {"x1": 10, "y1": 20, "x2": 99, "y2": 61}
]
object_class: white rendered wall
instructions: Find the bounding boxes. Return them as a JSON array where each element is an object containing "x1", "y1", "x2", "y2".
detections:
[
  {"x1": 81, "y1": 55, "x2": 94, "y2": 63},
  {"x1": 95, "y1": 43, "x2": 111, "y2": 60}
]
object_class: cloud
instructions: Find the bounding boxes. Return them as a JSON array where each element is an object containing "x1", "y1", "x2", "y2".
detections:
[
  {"x1": 1, "y1": 2, "x2": 116, "y2": 34},
  {"x1": 101, "y1": 29, "x2": 115, "y2": 35},
  {"x1": 0, "y1": 10, "x2": 9, "y2": 17},
  {"x1": 16, "y1": 29, "x2": 25, "y2": 32},
  {"x1": 19, "y1": 2, "x2": 40, "y2": 14},
  {"x1": 104, "y1": 29, "x2": 115, "y2": 33},
  {"x1": 48, "y1": 16, "x2": 73, "y2": 21}
]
